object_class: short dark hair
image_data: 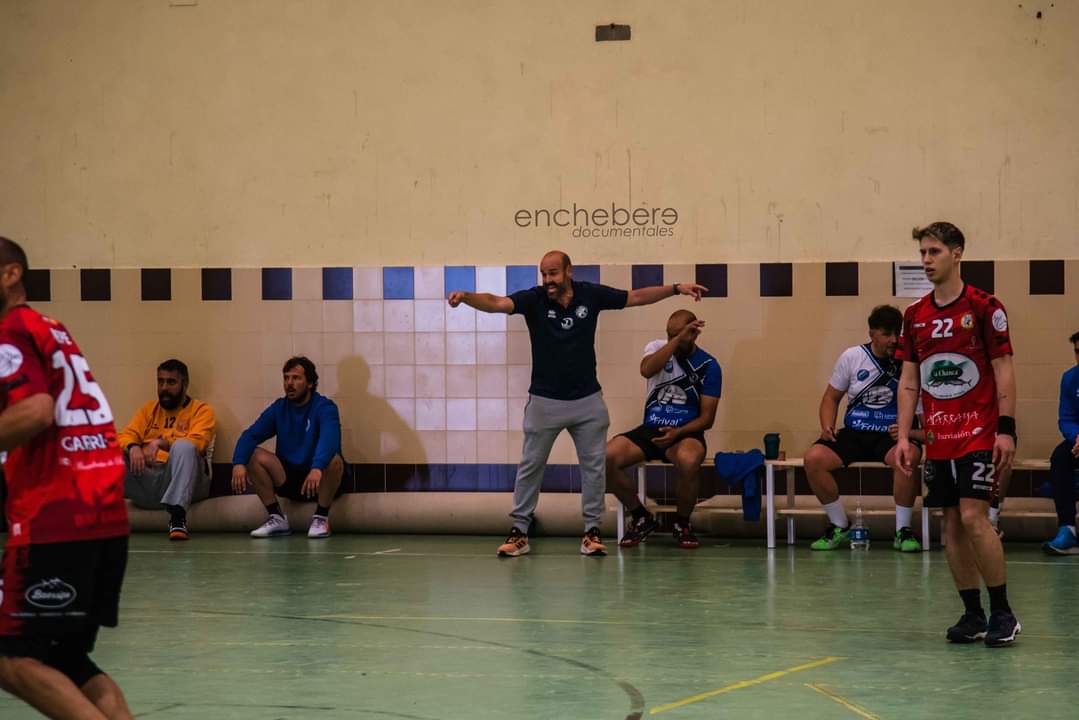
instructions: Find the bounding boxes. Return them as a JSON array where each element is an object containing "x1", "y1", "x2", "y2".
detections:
[
  {"x1": 1070, "y1": 330, "x2": 1079, "y2": 345},
  {"x1": 0, "y1": 236, "x2": 29, "y2": 274},
  {"x1": 283, "y1": 355, "x2": 318, "y2": 390},
  {"x1": 912, "y1": 222, "x2": 965, "y2": 250},
  {"x1": 157, "y1": 358, "x2": 189, "y2": 384},
  {"x1": 868, "y1": 305, "x2": 903, "y2": 334}
]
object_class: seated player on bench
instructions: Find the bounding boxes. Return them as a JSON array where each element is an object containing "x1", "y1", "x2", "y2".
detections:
[
  {"x1": 606, "y1": 309, "x2": 721, "y2": 549},
  {"x1": 804, "y1": 305, "x2": 925, "y2": 552}
]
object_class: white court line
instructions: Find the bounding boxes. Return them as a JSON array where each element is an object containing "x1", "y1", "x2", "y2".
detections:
[{"x1": 374, "y1": 548, "x2": 402, "y2": 554}]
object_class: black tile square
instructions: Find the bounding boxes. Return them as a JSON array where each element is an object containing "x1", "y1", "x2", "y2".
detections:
[
  {"x1": 24, "y1": 269, "x2": 50, "y2": 302},
  {"x1": 631, "y1": 264, "x2": 664, "y2": 290},
  {"x1": 961, "y1": 260, "x2": 994, "y2": 294},
  {"x1": 80, "y1": 269, "x2": 111, "y2": 301},
  {"x1": 322, "y1": 267, "x2": 353, "y2": 300},
  {"x1": 140, "y1": 268, "x2": 171, "y2": 301},
  {"x1": 695, "y1": 264, "x2": 728, "y2": 297},
  {"x1": 201, "y1": 268, "x2": 232, "y2": 301},
  {"x1": 825, "y1": 262, "x2": 859, "y2": 296},
  {"x1": 760, "y1": 263, "x2": 793, "y2": 297},
  {"x1": 353, "y1": 463, "x2": 386, "y2": 492},
  {"x1": 1029, "y1": 260, "x2": 1065, "y2": 295},
  {"x1": 261, "y1": 267, "x2": 292, "y2": 300}
]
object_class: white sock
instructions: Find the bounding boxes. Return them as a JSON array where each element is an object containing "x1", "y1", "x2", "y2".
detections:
[
  {"x1": 895, "y1": 505, "x2": 914, "y2": 532},
  {"x1": 823, "y1": 500, "x2": 848, "y2": 528},
  {"x1": 988, "y1": 506, "x2": 1000, "y2": 525},
  {"x1": 1066, "y1": 525, "x2": 1077, "y2": 538}
]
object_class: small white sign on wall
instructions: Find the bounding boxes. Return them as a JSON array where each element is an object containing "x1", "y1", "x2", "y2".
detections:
[{"x1": 893, "y1": 262, "x2": 933, "y2": 298}]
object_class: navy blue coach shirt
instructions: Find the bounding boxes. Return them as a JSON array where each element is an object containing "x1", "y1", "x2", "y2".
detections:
[{"x1": 509, "y1": 280, "x2": 629, "y2": 400}]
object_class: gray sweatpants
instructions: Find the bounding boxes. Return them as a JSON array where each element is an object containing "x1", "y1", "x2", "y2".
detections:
[
  {"x1": 124, "y1": 439, "x2": 210, "y2": 511},
  {"x1": 510, "y1": 391, "x2": 610, "y2": 533}
]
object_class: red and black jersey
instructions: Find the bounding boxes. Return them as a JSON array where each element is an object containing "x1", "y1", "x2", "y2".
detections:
[
  {"x1": 0, "y1": 305, "x2": 127, "y2": 546},
  {"x1": 896, "y1": 284, "x2": 1013, "y2": 460}
]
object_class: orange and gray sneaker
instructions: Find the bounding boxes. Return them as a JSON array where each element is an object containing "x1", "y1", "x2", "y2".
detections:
[
  {"x1": 168, "y1": 519, "x2": 190, "y2": 541},
  {"x1": 580, "y1": 527, "x2": 607, "y2": 556},
  {"x1": 497, "y1": 528, "x2": 530, "y2": 557}
]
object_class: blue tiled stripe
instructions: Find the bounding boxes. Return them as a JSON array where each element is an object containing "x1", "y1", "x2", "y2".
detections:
[
  {"x1": 506, "y1": 265, "x2": 537, "y2": 294},
  {"x1": 574, "y1": 264, "x2": 600, "y2": 284},
  {"x1": 444, "y1": 266, "x2": 476, "y2": 294},
  {"x1": 322, "y1": 267, "x2": 354, "y2": 300},
  {"x1": 631, "y1": 264, "x2": 663, "y2": 290},
  {"x1": 262, "y1": 268, "x2": 292, "y2": 300},
  {"x1": 383, "y1": 267, "x2": 415, "y2": 299}
]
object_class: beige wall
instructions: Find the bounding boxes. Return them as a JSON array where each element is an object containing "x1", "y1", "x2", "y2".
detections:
[
  {"x1": 30, "y1": 261, "x2": 1079, "y2": 467},
  {"x1": 3, "y1": 1, "x2": 1078, "y2": 268}
]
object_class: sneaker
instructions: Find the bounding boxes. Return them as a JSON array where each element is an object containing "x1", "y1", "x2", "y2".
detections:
[
  {"x1": 580, "y1": 527, "x2": 607, "y2": 556},
  {"x1": 1043, "y1": 527, "x2": 1079, "y2": 555},
  {"x1": 619, "y1": 512, "x2": 658, "y2": 547},
  {"x1": 810, "y1": 523, "x2": 850, "y2": 551},
  {"x1": 984, "y1": 610, "x2": 1021, "y2": 647},
  {"x1": 946, "y1": 611, "x2": 988, "y2": 643},
  {"x1": 893, "y1": 527, "x2": 922, "y2": 553},
  {"x1": 497, "y1": 528, "x2": 530, "y2": 557},
  {"x1": 250, "y1": 514, "x2": 291, "y2": 538},
  {"x1": 673, "y1": 522, "x2": 700, "y2": 549},
  {"x1": 168, "y1": 519, "x2": 189, "y2": 541},
  {"x1": 308, "y1": 515, "x2": 331, "y2": 539}
]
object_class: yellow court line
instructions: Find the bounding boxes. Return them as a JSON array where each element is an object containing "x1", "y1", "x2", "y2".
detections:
[
  {"x1": 649, "y1": 656, "x2": 843, "y2": 715},
  {"x1": 805, "y1": 683, "x2": 881, "y2": 720}
]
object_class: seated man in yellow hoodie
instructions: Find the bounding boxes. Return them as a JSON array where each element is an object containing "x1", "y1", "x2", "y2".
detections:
[{"x1": 117, "y1": 359, "x2": 216, "y2": 540}]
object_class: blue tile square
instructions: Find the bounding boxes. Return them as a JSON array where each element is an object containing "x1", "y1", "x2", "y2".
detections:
[
  {"x1": 759, "y1": 263, "x2": 793, "y2": 297},
  {"x1": 25, "y1": 269, "x2": 50, "y2": 302},
  {"x1": 506, "y1": 265, "x2": 538, "y2": 294},
  {"x1": 261, "y1": 268, "x2": 292, "y2": 300},
  {"x1": 201, "y1": 268, "x2": 232, "y2": 301},
  {"x1": 445, "y1": 464, "x2": 479, "y2": 491},
  {"x1": 322, "y1": 267, "x2": 353, "y2": 300},
  {"x1": 141, "y1": 268, "x2": 171, "y2": 301},
  {"x1": 80, "y1": 269, "x2": 111, "y2": 302},
  {"x1": 383, "y1": 267, "x2": 415, "y2": 300},
  {"x1": 444, "y1": 266, "x2": 476, "y2": 294},
  {"x1": 695, "y1": 264, "x2": 728, "y2": 298},
  {"x1": 631, "y1": 264, "x2": 663, "y2": 290},
  {"x1": 573, "y1": 264, "x2": 600, "y2": 284},
  {"x1": 477, "y1": 464, "x2": 517, "y2": 491}
]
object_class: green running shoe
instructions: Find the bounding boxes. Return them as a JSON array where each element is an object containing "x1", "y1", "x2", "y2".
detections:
[
  {"x1": 893, "y1": 526, "x2": 922, "y2": 553},
  {"x1": 810, "y1": 523, "x2": 850, "y2": 551}
]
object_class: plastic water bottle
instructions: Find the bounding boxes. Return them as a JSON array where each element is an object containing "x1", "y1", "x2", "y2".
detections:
[{"x1": 849, "y1": 502, "x2": 870, "y2": 550}]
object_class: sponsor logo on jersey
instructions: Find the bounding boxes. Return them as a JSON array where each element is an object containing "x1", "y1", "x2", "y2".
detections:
[
  {"x1": 961, "y1": 313, "x2": 974, "y2": 329},
  {"x1": 664, "y1": 359, "x2": 674, "y2": 373},
  {"x1": 926, "y1": 410, "x2": 980, "y2": 426},
  {"x1": 60, "y1": 433, "x2": 111, "y2": 452},
  {"x1": 856, "y1": 369, "x2": 870, "y2": 381},
  {"x1": 861, "y1": 386, "x2": 894, "y2": 409},
  {"x1": 560, "y1": 317, "x2": 574, "y2": 330},
  {"x1": 922, "y1": 353, "x2": 980, "y2": 400},
  {"x1": 547, "y1": 310, "x2": 557, "y2": 319},
  {"x1": 656, "y1": 385, "x2": 688, "y2": 405},
  {"x1": 575, "y1": 305, "x2": 588, "y2": 319},
  {"x1": 25, "y1": 578, "x2": 77, "y2": 609},
  {"x1": 0, "y1": 344, "x2": 24, "y2": 377},
  {"x1": 992, "y1": 308, "x2": 1008, "y2": 332}
]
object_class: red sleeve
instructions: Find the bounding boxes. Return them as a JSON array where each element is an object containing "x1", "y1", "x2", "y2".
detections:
[
  {"x1": 980, "y1": 295, "x2": 1013, "y2": 360},
  {"x1": 895, "y1": 302, "x2": 919, "y2": 363},
  {"x1": 0, "y1": 329, "x2": 49, "y2": 408}
]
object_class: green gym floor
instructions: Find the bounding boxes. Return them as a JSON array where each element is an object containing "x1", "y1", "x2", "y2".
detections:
[{"x1": 2, "y1": 535, "x2": 1078, "y2": 719}]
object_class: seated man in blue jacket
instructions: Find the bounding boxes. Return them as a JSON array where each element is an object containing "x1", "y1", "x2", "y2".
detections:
[
  {"x1": 1043, "y1": 330, "x2": 1079, "y2": 555},
  {"x1": 231, "y1": 356, "x2": 345, "y2": 538}
]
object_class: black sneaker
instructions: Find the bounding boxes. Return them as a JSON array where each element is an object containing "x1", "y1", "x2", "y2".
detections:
[
  {"x1": 619, "y1": 512, "x2": 658, "y2": 547},
  {"x1": 168, "y1": 519, "x2": 190, "y2": 541},
  {"x1": 673, "y1": 522, "x2": 700, "y2": 549},
  {"x1": 984, "y1": 610, "x2": 1021, "y2": 647},
  {"x1": 946, "y1": 611, "x2": 987, "y2": 643}
]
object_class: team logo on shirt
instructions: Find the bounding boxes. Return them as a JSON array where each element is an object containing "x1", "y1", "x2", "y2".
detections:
[
  {"x1": 961, "y1": 313, "x2": 974, "y2": 329},
  {"x1": 862, "y1": 386, "x2": 894, "y2": 409},
  {"x1": 921, "y1": 352, "x2": 980, "y2": 400},
  {"x1": 0, "y1": 344, "x2": 23, "y2": 376},
  {"x1": 856, "y1": 369, "x2": 870, "y2": 381},
  {"x1": 561, "y1": 318, "x2": 574, "y2": 330},
  {"x1": 991, "y1": 309, "x2": 1008, "y2": 332},
  {"x1": 25, "y1": 577, "x2": 77, "y2": 609},
  {"x1": 575, "y1": 306, "x2": 588, "y2": 319}
]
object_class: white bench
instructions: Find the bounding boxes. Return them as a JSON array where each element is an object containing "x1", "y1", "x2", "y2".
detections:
[{"x1": 616, "y1": 458, "x2": 1054, "y2": 549}]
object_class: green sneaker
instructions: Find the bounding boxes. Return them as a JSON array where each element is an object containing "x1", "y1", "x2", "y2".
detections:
[
  {"x1": 893, "y1": 527, "x2": 922, "y2": 553},
  {"x1": 810, "y1": 523, "x2": 850, "y2": 551}
]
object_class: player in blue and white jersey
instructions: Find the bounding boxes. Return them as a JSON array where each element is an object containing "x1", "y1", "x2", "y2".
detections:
[
  {"x1": 805, "y1": 305, "x2": 924, "y2": 552},
  {"x1": 606, "y1": 309, "x2": 722, "y2": 549}
]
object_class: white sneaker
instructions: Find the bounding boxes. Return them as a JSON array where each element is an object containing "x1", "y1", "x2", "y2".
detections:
[
  {"x1": 308, "y1": 515, "x2": 331, "y2": 539},
  {"x1": 250, "y1": 514, "x2": 291, "y2": 538}
]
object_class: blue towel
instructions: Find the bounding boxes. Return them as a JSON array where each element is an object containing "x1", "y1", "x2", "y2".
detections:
[{"x1": 714, "y1": 450, "x2": 765, "y2": 521}]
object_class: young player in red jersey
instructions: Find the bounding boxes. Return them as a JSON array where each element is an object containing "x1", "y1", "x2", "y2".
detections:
[
  {"x1": 0, "y1": 237, "x2": 133, "y2": 718},
  {"x1": 895, "y1": 222, "x2": 1020, "y2": 647}
]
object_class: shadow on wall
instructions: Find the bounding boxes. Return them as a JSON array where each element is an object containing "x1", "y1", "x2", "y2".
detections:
[{"x1": 336, "y1": 355, "x2": 428, "y2": 484}]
